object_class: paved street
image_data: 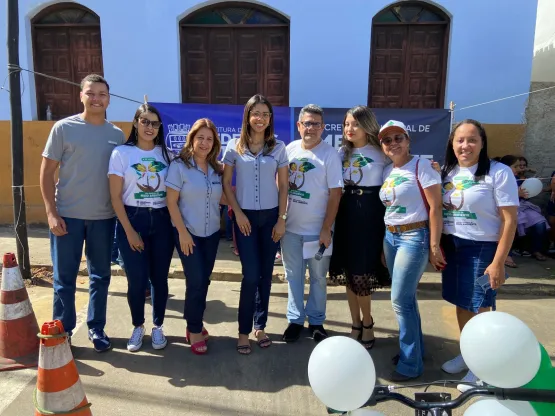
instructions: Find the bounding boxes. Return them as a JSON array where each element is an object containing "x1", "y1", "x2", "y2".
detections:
[{"x1": 1, "y1": 226, "x2": 554, "y2": 415}]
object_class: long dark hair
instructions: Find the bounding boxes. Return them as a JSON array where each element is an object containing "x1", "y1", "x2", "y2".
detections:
[
  {"x1": 441, "y1": 119, "x2": 490, "y2": 181},
  {"x1": 499, "y1": 155, "x2": 520, "y2": 168},
  {"x1": 341, "y1": 105, "x2": 381, "y2": 162},
  {"x1": 126, "y1": 103, "x2": 171, "y2": 165},
  {"x1": 238, "y1": 94, "x2": 275, "y2": 155}
]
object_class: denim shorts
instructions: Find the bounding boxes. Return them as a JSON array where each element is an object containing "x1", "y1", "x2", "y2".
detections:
[{"x1": 441, "y1": 234, "x2": 498, "y2": 313}]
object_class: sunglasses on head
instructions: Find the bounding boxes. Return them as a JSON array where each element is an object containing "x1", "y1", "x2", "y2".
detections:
[
  {"x1": 380, "y1": 136, "x2": 405, "y2": 146},
  {"x1": 138, "y1": 118, "x2": 161, "y2": 129}
]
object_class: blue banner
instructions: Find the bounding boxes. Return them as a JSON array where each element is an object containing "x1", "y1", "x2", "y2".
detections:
[{"x1": 151, "y1": 102, "x2": 450, "y2": 163}]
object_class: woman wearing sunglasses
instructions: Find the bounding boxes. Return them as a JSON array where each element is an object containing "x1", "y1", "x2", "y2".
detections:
[
  {"x1": 108, "y1": 104, "x2": 174, "y2": 352},
  {"x1": 378, "y1": 120, "x2": 444, "y2": 381}
]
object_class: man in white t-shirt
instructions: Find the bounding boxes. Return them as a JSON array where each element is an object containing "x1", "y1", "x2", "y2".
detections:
[{"x1": 281, "y1": 104, "x2": 344, "y2": 343}]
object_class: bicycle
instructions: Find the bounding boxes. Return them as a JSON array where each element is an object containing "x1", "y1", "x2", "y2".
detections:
[{"x1": 326, "y1": 381, "x2": 555, "y2": 415}]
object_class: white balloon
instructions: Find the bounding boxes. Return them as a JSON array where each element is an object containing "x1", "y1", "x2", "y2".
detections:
[
  {"x1": 464, "y1": 399, "x2": 537, "y2": 416},
  {"x1": 308, "y1": 336, "x2": 376, "y2": 411},
  {"x1": 521, "y1": 178, "x2": 543, "y2": 198},
  {"x1": 348, "y1": 409, "x2": 385, "y2": 415},
  {"x1": 460, "y1": 311, "x2": 541, "y2": 388}
]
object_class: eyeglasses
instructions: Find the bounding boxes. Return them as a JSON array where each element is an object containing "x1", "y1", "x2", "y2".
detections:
[
  {"x1": 250, "y1": 111, "x2": 272, "y2": 119},
  {"x1": 300, "y1": 121, "x2": 323, "y2": 129},
  {"x1": 380, "y1": 136, "x2": 405, "y2": 146},
  {"x1": 138, "y1": 118, "x2": 161, "y2": 129}
]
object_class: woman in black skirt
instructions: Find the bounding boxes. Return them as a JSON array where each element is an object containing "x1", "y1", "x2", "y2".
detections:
[{"x1": 329, "y1": 105, "x2": 390, "y2": 349}]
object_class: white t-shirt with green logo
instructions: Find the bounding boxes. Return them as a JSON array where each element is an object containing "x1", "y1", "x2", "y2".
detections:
[
  {"x1": 380, "y1": 157, "x2": 441, "y2": 226},
  {"x1": 108, "y1": 145, "x2": 169, "y2": 208},
  {"x1": 338, "y1": 144, "x2": 387, "y2": 187},
  {"x1": 442, "y1": 161, "x2": 519, "y2": 241},
  {"x1": 286, "y1": 140, "x2": 344, "y2": 235}
]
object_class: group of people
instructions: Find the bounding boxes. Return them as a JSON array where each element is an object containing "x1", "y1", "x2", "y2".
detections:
[{"x1": 42, "y1": 73, "x2": 551, "y2": 391}]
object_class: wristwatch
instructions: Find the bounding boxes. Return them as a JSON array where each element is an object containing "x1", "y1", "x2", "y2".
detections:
[{"x1": 279, "y1": 213, "x2": 287, "y2": 220}]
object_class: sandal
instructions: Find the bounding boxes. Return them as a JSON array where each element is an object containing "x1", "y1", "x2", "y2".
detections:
[
  {"x1": 532, "y1": 252, "x2": 548, "y2": 261},
  {"x1": 504, "y1": 258, "x2": 518, "y2": 268},
  {"x1": 254, "y1": 330, "x2": 272, "y2": 349},
  {"x1": 186, "y1": 330, "x2": 207, "y2": 355},
  {"x1": 202, "y1": 327, "x2": 209, "y2": 341},
  {"x1": 350, "y1": 325, "x2": 362, "y2": 341},
  {"x1": 236, "y1": 344, "x2": 251, "y2": 355},
  {"x1": 361, "y1": 319, "x2": 376, "y2": 350}
]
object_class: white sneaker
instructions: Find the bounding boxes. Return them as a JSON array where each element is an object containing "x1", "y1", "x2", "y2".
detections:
[
  {"x1": 441, "y1": 354, "x2": 468, "y2": 374},
  {"x1": 151, "y1": 326, "x2": 167, "y2": 350},
  {"x1": 127, "y1": 326, "x2": 145, "y2": 352},
  {"x1": 457, "y1": 370, "x2": 482, "y2": 393}
]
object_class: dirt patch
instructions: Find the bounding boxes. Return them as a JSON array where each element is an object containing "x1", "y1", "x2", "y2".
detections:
[{"x1": 25, "y1": 266, "x2": 54, "y2": 287}]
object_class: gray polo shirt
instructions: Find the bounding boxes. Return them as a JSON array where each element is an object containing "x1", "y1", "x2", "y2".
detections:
[
  {"x1": 42, "y1": 115, "x2": 125, "y2": 220},
  {"x1": 165, "y1": 158, "x2": 223, "y2": 238},
  {"x1": 222, "y1": 138, "x2": 288, "y2": 210}
]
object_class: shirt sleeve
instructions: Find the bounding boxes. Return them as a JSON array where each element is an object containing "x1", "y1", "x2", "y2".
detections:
[
  {"x1": 42, "y1": 121, "x2": 64, "y2": 162},
  {"x1": 417, "y1": 158, "x2": 442, "y2": 189},
  {"x1": 222, "y1": 139, "x2": 237, "y2": 166},
  {"x1": 165, "y1": 161, "x2": 185, "y2": 191},
  {"x1": 326, "y1": 149, "x2": 344, "y2": 189},
  {"x1": 275, "y1": 142, "x2": 289, "y2": 168},
  {"x1": 493, "y1": 164, "x2": 520, "y2": 207},
  {"x1": 107, "y1": 148, "x2": 125, "y2": 177}
]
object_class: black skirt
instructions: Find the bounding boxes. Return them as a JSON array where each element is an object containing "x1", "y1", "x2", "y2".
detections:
[{"x1": 329, "y1": 185, "x2": 391, "y2": 295}]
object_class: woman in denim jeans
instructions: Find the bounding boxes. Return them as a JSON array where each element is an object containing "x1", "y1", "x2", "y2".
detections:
[
  {"x1": 378, "y1": 120, "x2": 445, "y2": 381},
  {"x1": 166, "y1": 118, "x2": 224, "y2": 355},
  {"x1": 108, "y1": 104, "x2": 174, "y2": 352},
  {"x1": 222, "y1": 94, "x2": 289, "y2": 355},
  {"x1": 439, "y1": 120, "x2": 519, "y2": 392}
]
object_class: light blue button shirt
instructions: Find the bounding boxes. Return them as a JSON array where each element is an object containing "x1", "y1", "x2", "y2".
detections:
[
  {"x1": 165, "y1": 158, "x2": 223, "y2": 237},
  {"x1": 223, "y1": 138, "x2": 288, "y2": 210}
]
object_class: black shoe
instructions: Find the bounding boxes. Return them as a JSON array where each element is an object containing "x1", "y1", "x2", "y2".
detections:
[
  {"x1": 282, "y1": 323, "x2": 304, "y2": 342},
  {"x1": 392, "y1": 353, "x2": 400, "y2": 365},
  {"x1": 389, "y1": 370, "x2": 420, "y2": 382},
  {"x1": 309, "y1": 324, "x2": 328, "y2": 343}
]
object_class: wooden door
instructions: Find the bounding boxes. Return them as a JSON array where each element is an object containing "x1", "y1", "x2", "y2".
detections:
[
  {"x1": 369, "y1": 24, "x2": 447, "y2": 108},
  {"x1": 33, "y1": 26, "x2": 103, "y2": 120},
  {"x1": 181, "y1": 27, "x2": 289, "y2": 106}
]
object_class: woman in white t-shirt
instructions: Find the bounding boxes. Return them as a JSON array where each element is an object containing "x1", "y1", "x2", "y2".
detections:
[
  {"x1": 329, "y1": 106, "x2": 390, "y2": 350},
  {"x1": 108, "y1": 104, "x2": 174, "y2": 353},
  {"x1": 378, "y1": 120, "x2": 444, "y2": 382},
  {"x1": 439, "y1": 120, "x2": 519, "y2": 391}
]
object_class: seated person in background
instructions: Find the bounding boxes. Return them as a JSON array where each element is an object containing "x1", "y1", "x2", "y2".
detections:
[{"x1": 500, "y1": 155, "x2": 550, "y2": 263}]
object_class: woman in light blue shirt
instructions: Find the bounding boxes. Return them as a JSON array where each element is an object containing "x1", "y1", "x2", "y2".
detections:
[
  {"x1": 222, "y1": 94, "x2": 289, "y2": 355},
  {"x1": 166, "y1": 118, "x2": 223, "y2": 355}
]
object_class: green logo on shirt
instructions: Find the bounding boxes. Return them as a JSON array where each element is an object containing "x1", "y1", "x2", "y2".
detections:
[
  {"x1": 289, "y1": 158, "x2": 315, "y2": 199},
  {"x1": 132, "y1": 159, "x2": 167, "y2": 199},
  {"x1": 343, "y1": 154, "x2": 373, "y2": 186},
  {"x1": 381, "y1": 174, "x2": 409, "y2": 212},
  {"x1": 442, "y1": 177, "x2": 479, "y2": 218}
]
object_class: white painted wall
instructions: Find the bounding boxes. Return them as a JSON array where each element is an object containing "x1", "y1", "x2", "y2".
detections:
[
  {"x1": 0, "y1": 0, "x2": 538, "y2": 123},
  {"x1": 532, "y1": 0, "x2": 555, "y2": 82}
]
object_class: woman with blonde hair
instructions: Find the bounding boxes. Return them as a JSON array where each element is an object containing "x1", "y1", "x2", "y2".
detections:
[
  {"x1": 166, "y1": 118, "x2": 224, "y2": 355},
  {"x1": 329, "y1": 105, "x2": 390, "y2": 349}
]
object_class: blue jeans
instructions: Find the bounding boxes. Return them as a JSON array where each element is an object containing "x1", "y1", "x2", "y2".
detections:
[
  {"x1": 51, "y1": 217, "x2": 115, "y2": 335},
  {"x1": 116, "y1": 207, "x2": 174, "y2": 327},
  {"x1": 383, "y1": 228, "x2": 430, "y2": 378},
  {"x1": 234, "y1": 207, "x2": 279, "y2": 334},
  {"x1": 526, "y1": 222, "x2": 547, "y2": 253},
  {"x1": 282, "y1": 231, "x2": 329, "y2": 326},
  {"x1": 111, "y1": 222, "x2": 125, "y2": 269},
  {"x1": 174, "y1": 229, "x2": 220, "y2": 333}
]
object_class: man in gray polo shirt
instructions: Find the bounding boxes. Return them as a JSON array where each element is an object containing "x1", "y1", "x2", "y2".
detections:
[{"x1": 40, "y1": 74, "x2": 125, "y2": 352}]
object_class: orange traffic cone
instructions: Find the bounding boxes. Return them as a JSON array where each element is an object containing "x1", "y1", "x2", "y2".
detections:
[
  {"x1": 0, "y1": 252, "x2": 40, "y2": 371},
  {"x1": 34, "y1": 320, "x2": 92, "y2": 415}
]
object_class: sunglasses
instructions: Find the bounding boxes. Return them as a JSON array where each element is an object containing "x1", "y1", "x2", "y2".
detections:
[
  {"x1": 138, "y1": 118, "x2": 161, "y2": 129},
  {"x1": 380, "y1": 136, "x2": 405, "y2": 146}
]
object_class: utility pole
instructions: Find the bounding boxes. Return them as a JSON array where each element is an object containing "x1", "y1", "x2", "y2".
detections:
[{"x1": 7, "y1": 0, "x2": 31, "y2": 279}]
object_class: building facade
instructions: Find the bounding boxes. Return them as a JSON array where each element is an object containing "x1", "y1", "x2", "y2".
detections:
[{"x1": 0, "y1": 0, "x2": 538, "y2": 124}]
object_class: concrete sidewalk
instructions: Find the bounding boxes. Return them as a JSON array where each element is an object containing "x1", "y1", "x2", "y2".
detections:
[{"x1": 1, "y1": 225, "x2": 555, "y2": 296}]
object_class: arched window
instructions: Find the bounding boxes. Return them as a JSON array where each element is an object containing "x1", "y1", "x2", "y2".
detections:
[
  {"x1": 180, "y1": 3, "x2": 290, "y2": 106},
  {"x1": 32, "y1": 3, "x2": 103, "y2": 120},
  {"x1": 369, "y1": 2, "x2": 450, "y2": 109}
]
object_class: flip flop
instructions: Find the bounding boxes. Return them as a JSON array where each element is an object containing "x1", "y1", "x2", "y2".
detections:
[{"x1": 504, "y1": 260, "x2": 518, "y2": 268}]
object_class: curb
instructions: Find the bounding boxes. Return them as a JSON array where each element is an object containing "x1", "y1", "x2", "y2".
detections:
[{"x1": 4, "y1": 263, "x2": 555, "y2": 297}]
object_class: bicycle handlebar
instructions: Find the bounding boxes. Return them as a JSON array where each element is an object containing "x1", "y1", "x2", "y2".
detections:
[{"x1": 362, "y1": 385, "x2": 555, "y2": 411}]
